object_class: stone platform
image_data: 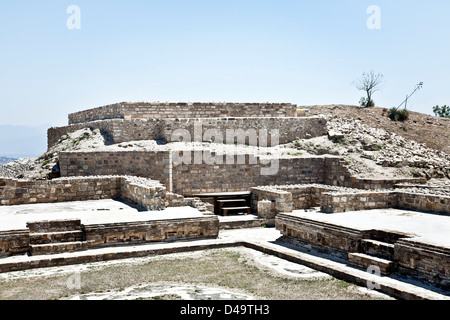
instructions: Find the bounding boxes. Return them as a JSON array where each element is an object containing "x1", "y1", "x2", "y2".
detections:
[
  {"x1": 0, "y1": 200, "x2": 219, "y2": 257},
  {"x1": 275, "y1": 208, "x2": 450, "y2": 291}
]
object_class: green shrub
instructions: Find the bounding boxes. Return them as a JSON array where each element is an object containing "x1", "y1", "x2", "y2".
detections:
[
  {"x1": 388, "y1": 108, "x2": 409, "y2": 122},
  {"x1": 433, "y1": 105, "x2": 450, "y2": 118},
  {"x1": 359, "y1": 97, "x2": 375, "y2": 107}
]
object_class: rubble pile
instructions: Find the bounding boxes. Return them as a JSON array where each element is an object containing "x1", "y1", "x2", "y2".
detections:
[{"x1": 327, "y1": 116, "x2": 450, "y2": 179}]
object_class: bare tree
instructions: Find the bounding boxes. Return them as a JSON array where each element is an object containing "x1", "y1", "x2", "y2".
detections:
[{"x1": 352, "y1": 71, "x2": 384, "y2": 108}]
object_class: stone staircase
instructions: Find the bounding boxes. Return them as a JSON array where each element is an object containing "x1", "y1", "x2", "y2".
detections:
[
  {"x1": 27, "y1": 219, "x2": 87, "y2": 256},
  {"x1": 348, "y1": 238, "x2": 397, "y2": 275}
]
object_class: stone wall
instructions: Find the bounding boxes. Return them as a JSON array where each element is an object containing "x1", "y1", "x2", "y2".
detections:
[
  {"x1": 162, "y1": 117, "x2": 327, "y2": 146},
  {"x1": 320, "y1": 191, "x2": 397, "y2": 213},
  {"x1": 250, "y1": 184, "x2": 450, "y2": 216},
  {"x1": 276, "y1": 213, "x2": 362, "y2": 259},
  {"x1": 320, "y1": 190, "x2": 449, "y2": 215},
  {"x1": 0, "y1": 176, "x2": 121, "y2": 206},
  {"x1": 251, "y1": 187, "x2": 293, "y2": 221},
  {"x1": 275, "y1": 213, "x2": 450, "y2": 290},
  {"x1": 48, "y1": 116, "x2": 326, "y2": 149},
  {"x1": 59, "y1": 150, "x2": 329, "y2": 195},
  {"x1": 171, "y1": 153, "x2": 327, "y2": 195},
  {"x1": 0, "y1": 176, "x2": 166, "y2": 211},
  {"x1": 84, "y1": 216, "x2": 219, "y2": 248},
  {"x1": 324, "y1": 158, "x2": 426, "y2": 190},
  {"x1": 48, "y1": 119, "x2": 163, "y2": 148},
  {"x1": 68, "y1": 102, "x2": 298, "y2": 125},
  {"x1": 0, "y1": 230, "x2": 29, "y2": 258},
  {"x1": 59, "y1": 151, "x2": 171, "y2": 189},
  {"x1": 397, "y1": 192, "x2": 450, "y2": 215},
  {"x1": 394, "y1": 239, "x2": 450, "y2": 290}
]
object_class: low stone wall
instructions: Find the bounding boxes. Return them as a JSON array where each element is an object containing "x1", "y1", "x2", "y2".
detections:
[
  {"x1": 394, "y1": 239, "x2": 450, "y2": 290},
  {"x1": 120, "y1": 177, "x2": 167, "y2": 211},
  {"x1": 68, "y1": 102, "x2": 298, "y2": 125},
  {"x1": 0, "y1": 230, "x2": 30, "y2": 258},
  {"x1": 251, "y1": 187, "x2": 293, "y2": 222},
  {"x1": 84, "y1": 216, "x2": 219, "y2": 248},
  {"x1": 325, "y1": 158, "x2": 426, "y2": 190},
  {"x1": 397, "y1": 192, "x2": 450, "y2": 215},
  {"x1": 320, "y1": 190, "x2": 449, "y2": 215},
  {"x1": 0, "y1": 216, "x2": 219, "y2": 259},
  {"x1": 320, "y1": 191, "x2": 396, "y2": 213},
  {"x1": 0, "y1": 176, "x2": 166, "y2": 211},
  {"x1": 276, "y1": 213, "x2": 362, "y2": 259},
  {"x1": 48, "y1": 119, "x2": 163, "y2": 148},
  {"x1": 275, "y1": 213, "x2": 450, "y2": 290},
  {"x1": 250, "y1": 184, "x2": 450, "y2": 216}
]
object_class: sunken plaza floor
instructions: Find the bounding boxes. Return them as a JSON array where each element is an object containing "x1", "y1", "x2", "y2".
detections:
[{"x1": 0, "y1": 199, "x2": 448, "y2": 300}]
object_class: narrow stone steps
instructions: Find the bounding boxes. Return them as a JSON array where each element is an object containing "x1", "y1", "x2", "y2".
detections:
[
  {"x1": 348, "y1": 252, "x2": 396, "y2": 275},
  {"x1": 30, "y1": 241, "x2": 88, "y2": 256},
  {"x1": 360, "y1": 239, "x2": 395, "y2": 260},
  {"x1": 30, "y1": 230, "x2": 84, "y2": 245}
]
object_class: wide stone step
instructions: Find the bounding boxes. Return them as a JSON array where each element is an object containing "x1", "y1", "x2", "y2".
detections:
[
  {"x1": 30, "y1": 241, "x2": 87, "y2": 256},
  {"x1": 27, "y1": 219, "x2": 82, "y2": 233},
  {"x1": 348, "y1": 252, "x2": 396, "y2": 275},
  {"x1": 360, "y1": 239, "x2": 395, "y2": 260},
  {"x1": 30, "y1": 230, "x2": 84, "y2": 245},
  {"x1": 217, "y1": 199, "x2": 247, "y2": 204},
  {"x1": 221, "y1": 206, "x2": 250, "y2": 216}
]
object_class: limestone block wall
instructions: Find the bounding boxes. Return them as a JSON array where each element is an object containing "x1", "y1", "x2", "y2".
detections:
[
  {"x1": 0, "y1": 230, "x2": 30, "y2": 258},
  {"x1": 171, "y1": 153, "x2": 327, "y2": 195},
  {"x1": 320, "y1": 190, "x2": 449, "y2": 215},
  {"x1": 68, "y1": 102, "x2": 298, "y2": 125},
  {"x1": 48, "y1": 116, "x2": 327, "y2": 149},
  {"x1": 59, "y1": 151, "x2": 171, "y2": 188},
  {"x1": 48, "y1": 119, "x2": 163, "y2": 148},
  {"x1": 320, "y1": 191, "x2": 397, "y2": 213},
  {"x1": 162, "y1": 117, "x2": 327, "y2": 146},
  {"x1": 397, "y1": 192, "x2": 450, "y2": 215},
  {"x1": 276, "y1": 213, "x2": 362, "y2": 259},
  {"x1": 119, "y1": 177, "x2": 167, "y2": 211},
  {"x1": 0, "y1": 176, "x2": 121, "y2": 206},
  {"x1": 250, "y1": 187, "x2": 293, "y2": 220},
  {"x1": 394, "y1": 239, "x2": 450, "y2": 290},
  {"x1": 84, "y1": 216, "x2": 219, "y2": 248},
  {"x1": 324, "y1": 158, "x2": 426, "y2": 190},
  {"x1": 68, "y1": 103, "x2": 124, "y2": 124},
  {"x1": 275, "y1": 213, "x2": 450, "y2": 290},
  {"x1": 0, "y1": 176, "x2": 166, "y2": 211}
]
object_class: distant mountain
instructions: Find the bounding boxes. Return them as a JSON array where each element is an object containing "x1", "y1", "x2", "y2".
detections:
[
  {"x1": 0, "y1": 156, "x2": 17, "y2": 166},
  {"x1": 0, "y1": 124, "x2": 49, "y2": 158}
]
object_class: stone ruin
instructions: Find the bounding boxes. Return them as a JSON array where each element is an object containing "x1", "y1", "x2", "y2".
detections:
[{"x1": 0, "y1": 101, "x2": 449, "y2": 293}]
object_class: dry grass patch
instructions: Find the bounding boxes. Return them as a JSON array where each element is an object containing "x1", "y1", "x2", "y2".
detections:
[{"x1": 0, "y1": 249, "x2": 392, "y2": 300}]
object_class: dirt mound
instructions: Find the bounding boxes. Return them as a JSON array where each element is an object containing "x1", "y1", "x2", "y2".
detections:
[{"x1": 305, "y1": 105, "x2": 450, "y2": 154}]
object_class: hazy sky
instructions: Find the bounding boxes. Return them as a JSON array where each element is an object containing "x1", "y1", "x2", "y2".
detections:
[{"x1": 1, "y1": 0, "x2": 449, "y2": 127}]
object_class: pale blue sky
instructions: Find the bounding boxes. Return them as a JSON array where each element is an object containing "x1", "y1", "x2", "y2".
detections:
[{"x1": 1, "y1": 0, "x2": 449, "y2": 127}]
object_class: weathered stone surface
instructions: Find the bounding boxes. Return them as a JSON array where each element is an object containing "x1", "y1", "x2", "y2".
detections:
[{"x1": 67, "y1": 102, "x2": 298, "y2": 125}]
